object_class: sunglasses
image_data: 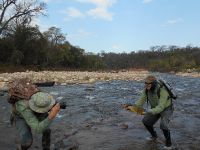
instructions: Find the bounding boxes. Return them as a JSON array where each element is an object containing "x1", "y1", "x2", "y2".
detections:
[{"x1": 145, "y1": 82, "x2": 152, "y2": 85}]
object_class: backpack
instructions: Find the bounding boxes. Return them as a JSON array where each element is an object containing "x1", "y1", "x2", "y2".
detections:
[
  {"x1": 7, "y1": 78, "x2": 39, "y2": 104},
  {"x1": 157, "y1": 79, "x2": 177, "y2": 100}
]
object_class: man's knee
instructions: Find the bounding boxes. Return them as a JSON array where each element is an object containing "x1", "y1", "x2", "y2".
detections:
[
  {"x1": 43, "y1": 128, "x2": 51, "y2": 135},
  {"x1": 43, "y1": 128, "x2": 51, "y2": 139},
  {"x1": 21, "y1": 138, "x2": 33, "y2": 148},
  {"x1": 160, "y1": 116, "x2": 171, "y2": 130},
  {"x1": 160, "y1": 122, "x2": 169, "y2": 130},
  {"x1": 142, "y1": 115, "x2": 153, "y2": 126}
]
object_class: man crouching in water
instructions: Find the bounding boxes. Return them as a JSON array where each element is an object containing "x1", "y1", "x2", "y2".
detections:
[
  {"x1": 135, "y1": 75, "x2": 174, "y2": 149},
  {"x1": 12, "y1": 92, "x2": 60, "y2": 150}
]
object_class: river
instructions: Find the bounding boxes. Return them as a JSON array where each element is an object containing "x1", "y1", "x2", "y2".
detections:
[{"x1": 0, "y1": 73, "x2": 200, "y2": 150}]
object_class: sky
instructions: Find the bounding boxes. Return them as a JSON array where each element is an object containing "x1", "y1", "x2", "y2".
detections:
[{"x1": 36, "y1": 0, "x2": 200, "y2": 53}]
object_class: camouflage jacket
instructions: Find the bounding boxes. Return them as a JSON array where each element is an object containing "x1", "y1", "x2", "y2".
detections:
[{"x1": 15, "y1": 100, "x2": 52, "y2": 133}]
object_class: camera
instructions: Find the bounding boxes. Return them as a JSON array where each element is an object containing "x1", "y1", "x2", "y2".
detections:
[{"x1": 56, "y1": 101, "x2": 67, "y2": 109}]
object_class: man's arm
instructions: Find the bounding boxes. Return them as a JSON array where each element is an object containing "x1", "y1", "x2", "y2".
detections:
[{"x1": 135, "y1": 89, "x2": 147, "y2": 107}]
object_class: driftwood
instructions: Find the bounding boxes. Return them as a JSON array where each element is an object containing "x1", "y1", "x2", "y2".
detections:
[{"x1": 34, "y1": 81, "x2": 55, "y2": 87}]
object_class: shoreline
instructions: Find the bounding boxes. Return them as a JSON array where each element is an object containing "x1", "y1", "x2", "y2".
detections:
[
  {"x1": 0, "y1": 70, "x2": 200, "y2": 88},
  {"x1": 0, "y1": 70, "x2": 150, "y2": 84}
]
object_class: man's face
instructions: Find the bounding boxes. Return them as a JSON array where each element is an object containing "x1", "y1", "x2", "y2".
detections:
[{"x1": 145, "y1": 81, "x2": 152, "y2": 91}]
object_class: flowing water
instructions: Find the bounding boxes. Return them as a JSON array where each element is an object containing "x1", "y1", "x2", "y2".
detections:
[{"x1": 0, "y1": 73, "x2": 200, "y2": 150}]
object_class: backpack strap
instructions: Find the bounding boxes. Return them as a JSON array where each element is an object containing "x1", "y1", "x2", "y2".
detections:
[
  {"x1": 145, "y1": 89, "x2": 149, "y2": 107},
  {"x1": 157, "y1": 81, "x2": 173, "y2": 107},
  {"x1": 157, "y1": 82, "x2": 162, "y2": 99}
]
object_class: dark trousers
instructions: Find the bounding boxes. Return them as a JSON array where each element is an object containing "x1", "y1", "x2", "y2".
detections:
[
  {"x1": 142, "y1": 107, "x2": 173, "y2": 146},
  {"x1": 15, "y1": 114, "x2": 51, "y2": 150},
  {"x1": 142, "y1": 106, "x2": 173, "y2": 130}
]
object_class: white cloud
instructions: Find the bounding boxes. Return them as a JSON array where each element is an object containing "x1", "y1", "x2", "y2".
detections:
[
  {"x1": 60, "y1": 7, "x2": 84, "y2": 21},
  {"x1": 74, "y1": 0, "x2": 117, "y2": 21},
  {"x1": 142, "y1": 0, "x2": 153, "y2": 4},
  {"x1": 66, "y1": 7, "x2": 84, "y2": 18},
  {"x1": 87, "y1": 7, "x2": 113, "y2": 21}
]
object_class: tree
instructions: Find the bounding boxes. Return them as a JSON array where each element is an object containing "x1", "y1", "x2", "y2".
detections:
[
  {"x1": 43, "y1": 27, "x2": 66, "y2": 46},
  {"x1": 10, "y1": 49, "x2": 24, "y2": 65},
  {"x1": 12, "y1": 25, "x2": 48, "y2": 65},
  {"x1": 0, "y1": 37, "x2": 15, "y2": 62},
  {"x1": 0, "y1": 0, "x2": 46, "y2": 35}
]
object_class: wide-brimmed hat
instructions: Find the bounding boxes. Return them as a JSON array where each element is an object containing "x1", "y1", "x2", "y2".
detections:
[{"x1": 29, "y1": 92, "x2": 55, "y2": 113}]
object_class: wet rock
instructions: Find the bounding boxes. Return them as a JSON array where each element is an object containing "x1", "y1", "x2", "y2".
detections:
[
  {"x1": 54, "y1": 139, "x2": 78, "y2": 150},
  {"x1": 85, "y1": 86, "x2": 95, "y2": 91},
  {"x1": 0, "y1": 92, "x2": 4, "y2": 96},
  {"x1": 85, "y1": 123, "x2": 93, "y2": 128},
  {"x1": 62, "y1": 139, "x2": 73, "y2": 147},
  {"x1": 33, "y1": 145, "x2": 39, "y2": 149},
  {"x1": 119, "y1": 123, "x2": 129, "y2": 129},
  {"x1": 64, "y1": 130, "x2": 78, "y2": 139},
  {"x1": 61, "y1": 83, "x2": 67, "y2": 86}
]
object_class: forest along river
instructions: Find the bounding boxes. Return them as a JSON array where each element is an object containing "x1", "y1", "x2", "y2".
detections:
[{"x1": 0, "y1": 73, "x2": 200, "y2": 150}]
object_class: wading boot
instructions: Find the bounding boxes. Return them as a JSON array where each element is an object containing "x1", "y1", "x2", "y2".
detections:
[{"x1": 162, "y1": 129, "x2": 173, "y2": 149}]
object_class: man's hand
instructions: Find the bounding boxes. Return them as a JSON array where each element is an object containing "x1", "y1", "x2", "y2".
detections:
[
  {"x1": 143, "y1": 109, "x2": 152, "y2": 115},
  {"x1": 48, "y1": 103, "x2": 60, "y2": 120},
  {"x1": 123, "y1": 104, "x2": 145, "y2": 115},
  {"x1": 125, "y1": 106, "x2": 133, "y2": 111}
]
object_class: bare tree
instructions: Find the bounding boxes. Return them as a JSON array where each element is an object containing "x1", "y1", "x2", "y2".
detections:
[
  {"x1": 43, "y1": 27, "x2": 66, "y2": 46},
  {"x1": 0, "y1": 0, "x2": 46, "y2": 35}
]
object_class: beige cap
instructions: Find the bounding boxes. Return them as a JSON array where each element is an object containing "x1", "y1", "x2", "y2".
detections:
[{"x1": 145, "y1": 75, "x2": 157, "y2": 83}]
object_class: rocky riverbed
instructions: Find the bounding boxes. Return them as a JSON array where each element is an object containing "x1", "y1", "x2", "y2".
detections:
[
  {"x1": 0, "y1": 70, "x2": 199, "y2": 86},
  {"x1": 0, "y1": 70, "x2": 149, "y2": 85},
  {"x1": 0, "y1": 72, "x2": 200, "y2": 150}
]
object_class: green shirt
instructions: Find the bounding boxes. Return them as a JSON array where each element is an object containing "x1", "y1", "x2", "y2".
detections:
[
  {"x1": 15, "y1": 100, "x2": 52, "y2": 133},
  {"x1": 135, "y1": 84, "x2": 172, "y2": 115}
]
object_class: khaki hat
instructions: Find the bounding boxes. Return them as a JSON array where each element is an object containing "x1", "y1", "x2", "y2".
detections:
[{"x1": 29, "y1": 92, "x2": 55, "y2": 113}]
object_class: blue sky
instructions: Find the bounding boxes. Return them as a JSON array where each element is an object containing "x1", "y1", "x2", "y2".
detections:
[{"x1": 36, "y1": 0, "x2": 200, "y2": 53}]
